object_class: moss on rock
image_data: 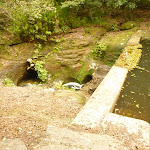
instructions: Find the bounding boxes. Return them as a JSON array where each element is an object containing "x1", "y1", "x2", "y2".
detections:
[{"x1": 120, "y1": 21, "x2": 137, "y2": 30}]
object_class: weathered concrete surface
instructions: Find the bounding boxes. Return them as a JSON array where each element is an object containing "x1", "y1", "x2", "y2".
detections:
[
  {"x1": 126, "y1": 31, "x2": 141, "y2": 46},
  {"x1": 0, "y1": 138, "x2": 27, "y2": 150},
  {"x1": 33, "y1": 126, "x2": 129, "y2": 150},
  {"x1": 72, "y1": 66, "x2": 128, "y2": 128},
  {"x1": 101, "y1": 113, "x2": 150, "y2": 149}
]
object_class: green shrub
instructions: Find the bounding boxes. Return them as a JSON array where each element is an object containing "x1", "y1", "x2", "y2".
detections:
[
  {"x1": 4, "y1": 0, "x2": 56, "y2": 41},
  {"x1": 53, "y1": 81, "x2": 64, "y2": 89},
  {"x1": 80, "y1": 17, "x2": 88, "y2": 26},
  {"x1": 91, "y1": 43, "x2": 107, "y2": 58},
  {"x1": 30, "y1": 43, "x2": 48, "y2": 82},
  {"x1": 61, "y1": 25, "x2": 70, "y2": 32},
  {"x1": 104, "y1": 23, "x2": 119, "y2": 31},
  {"x1": 84, "y1": 28, "x2": 91, "y2": 34},
  {"x1": 34, "y1": 61, "x2": 48, "y2": 82},
  {"x1": 33, "y1": 43, "x2": 42, "y2": 59},
  {"x1": 52, "y1": 46, "x2": 62, "y2": 53},
  {"x1": 3, "y1": 78, "x2": 15, "y2": 86},
  {"x1": 70, "y1": 17, "x2": 81, "y2": 28}
]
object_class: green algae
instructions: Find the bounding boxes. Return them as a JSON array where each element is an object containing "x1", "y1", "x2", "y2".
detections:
[{"x1": 97, "y1": 30, "x2": 134, "y2": 66}]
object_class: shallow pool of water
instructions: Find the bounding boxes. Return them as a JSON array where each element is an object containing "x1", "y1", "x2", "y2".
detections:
[{"x1": 114, "y1": 39, "x2": 150, "y2": 123}]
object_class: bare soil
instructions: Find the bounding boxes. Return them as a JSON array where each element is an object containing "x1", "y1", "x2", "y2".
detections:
[
  {"x1": 0, "y1": 85, "x2": 90, "y2": 149},
  {"x1": 0, "y1": 85, "x2": 132, "y2": 150}
]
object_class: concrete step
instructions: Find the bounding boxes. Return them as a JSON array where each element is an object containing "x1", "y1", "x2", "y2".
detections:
[
  {"x1": 0, "y1": 138, "x2": 27, "y2": 150},
  {"x1": 33, "y1": 126, "x2": 128, "y2": 150}
]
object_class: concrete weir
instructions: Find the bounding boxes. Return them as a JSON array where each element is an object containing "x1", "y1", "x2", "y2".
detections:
[{"x1": 72, "y1": 32, "x2": 150, "y2": 149}]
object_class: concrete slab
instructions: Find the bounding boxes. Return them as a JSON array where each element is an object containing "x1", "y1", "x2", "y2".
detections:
[
  {"x1": 126, "y1": 31, "x2": 141, "y2": 46},
  {"x1": 0, "y1": 138, "x2": 27, "y2": 150},
  {"x1": 33, "y1": 126, "x2": 129, "y2": 150},
  {"x1": 101, "y1": 113, "x2": 150, "y2": 149},
  {"x1": 72, "y1": 66, "x2": 128, "y2": 128}
]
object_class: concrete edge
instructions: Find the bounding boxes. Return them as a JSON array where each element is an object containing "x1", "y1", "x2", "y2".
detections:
[{"x1": 72, "y1": 65, "x2": 128, "y2": 128}]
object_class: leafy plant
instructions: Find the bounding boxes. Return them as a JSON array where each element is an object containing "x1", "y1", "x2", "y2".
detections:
[
  {"x1": 61, "y1": 25, "x2": 70, "y2": 32},
  {"x1": 3, "y1": 78, "x2": 15, "y2": 86},
  {"x1": 52, "y1": 81, "x2": 76, "y2": 90},
  {"x1": 111, "y1": 24, "x2": 118, "y2": 31},
  {"x1": 61, "y1": 0, "x2": 85, "y2": 8},
  {"x1": 91, "y1": 43, "x2": 107, "y2": 58},
  {"x1": 84, "y1": 28, "x2": 91, "y2": 34},
  {"x1": 27, "y1": 43, "x2": 48, "y2": 82},
  {"x1": 4, "y1": 0, "x2": 56, "y2": 41},
  {"x1": 34, "y1": 61, "x2": 48, "y2": 82},
  {"x1": 52, "y1": 46, "x2": 62, "y2": 53},
  {"x1": 80, "y1": 17, "x2": 88, "y2": 26},
  {"x1": 53, "y1": 80, "x2": 64, "y2": 89},
  {"x1": 33, "y1": 43, "x2": 43, "y2": 58}
]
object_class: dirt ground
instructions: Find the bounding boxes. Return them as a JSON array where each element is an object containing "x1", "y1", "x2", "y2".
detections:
[
  {"x1": 0, "y1": 85, "x2": 91, "y2": 149},
  {"x1": 0, "y1": 85, "x2": 133, "y2": 150},
  {"x1": 0, "y1": 85, "x2": 149, "y2": 150},
  {"x1": 0, "y1": 85, "x2": 129, "y2": 150}
]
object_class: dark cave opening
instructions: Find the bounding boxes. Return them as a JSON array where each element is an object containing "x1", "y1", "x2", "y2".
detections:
[
  {"x1": 17, "y1": 68, "x2": 41, "y2": 86},
  {"x1": 82, "y1": 75, "x2": 93, "y2": 84}
]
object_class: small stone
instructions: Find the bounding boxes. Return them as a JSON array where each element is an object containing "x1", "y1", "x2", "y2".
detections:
[{"x1": 44, "y1": 88, "x2": 55, "y2": 92}]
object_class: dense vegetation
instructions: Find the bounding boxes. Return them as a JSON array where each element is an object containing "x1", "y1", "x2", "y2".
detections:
[{"x1": 0, "y1": 0, "x2": 150, "y2": 41}]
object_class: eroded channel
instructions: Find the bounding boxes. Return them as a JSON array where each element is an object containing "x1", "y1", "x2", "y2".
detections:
[{"x1": 114, "y1": 39, "x2": 150, "y2": 123}]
